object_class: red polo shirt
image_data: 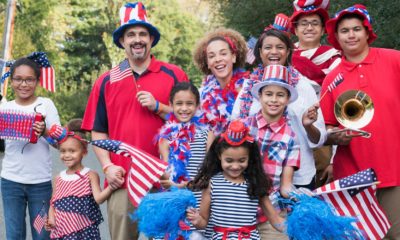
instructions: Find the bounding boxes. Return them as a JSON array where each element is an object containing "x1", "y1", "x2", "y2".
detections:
[
  {"x1": 320, "y1": 48, "x2": 400, "y2": 188},
  {"x1": 82, "y1": 56, "x2": 188, "y2": 188}
]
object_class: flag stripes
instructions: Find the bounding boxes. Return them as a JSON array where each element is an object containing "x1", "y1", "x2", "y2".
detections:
[
  {"x1": 315, "y1": 169, "x2": 391, "y2": 240},
  {"x1": 90, "y1": 139, "x2": 168, "y2": 207}
]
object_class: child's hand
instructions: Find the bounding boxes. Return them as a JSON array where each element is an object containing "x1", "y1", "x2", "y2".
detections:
[
  {"x1": 160, "y1": 179, "x2": 188, "y2": 189},
  {"x1": 32, "y1": 120, "x2": 46, "y2": 136},
  {"x1": 45, "y1": 216, "x2": 55, "y2": 231},
  {"x1": 186, "y1": 208, "x2": 201, "y2": 226},
  {"x1": 105, "y1": 165, "x2": 125, "y2": 189},
  {"x1": 302, "y1": 103, "x2": 319, "y2": 127},
  {"x1": 270, "y1": 215, "x2": 286, "y2": 233}
]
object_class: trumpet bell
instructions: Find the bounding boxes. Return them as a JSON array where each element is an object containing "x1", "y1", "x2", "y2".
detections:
[{"x1": 334, "y1": 90, "x2": 374, "y2": 129}]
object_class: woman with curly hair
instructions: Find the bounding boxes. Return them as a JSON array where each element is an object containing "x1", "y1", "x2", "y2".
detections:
[{"x1": 193, "y1": 27, "x2": 249, "y2": 135}]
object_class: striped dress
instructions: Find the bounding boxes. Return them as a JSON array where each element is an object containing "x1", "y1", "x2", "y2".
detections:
[
  {"x1": 208, "y1": 173, "x2": 260, "y2": 240},
  {"x1": 50, "y1": 167, "x2": 103, "y2": 239}
]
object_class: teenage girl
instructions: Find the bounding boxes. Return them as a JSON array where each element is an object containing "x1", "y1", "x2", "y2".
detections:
[
  {"x1": 45, "y1": 119, "x2": 116, "y2": 239},
  {"x1": 187, "y1": 120, "x2": 284, "y2": 240},
  {"x1": 0, "y1": 55, "x2": 60, "y2": 240}
]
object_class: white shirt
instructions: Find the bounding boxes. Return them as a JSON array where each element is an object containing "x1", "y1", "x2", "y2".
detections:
[
  {"x1": 232, "y1": 75, "x2": 327, "y2": 185},
  {"x1": 1, "y1": 97, "x2": 60, "y2": 184}
]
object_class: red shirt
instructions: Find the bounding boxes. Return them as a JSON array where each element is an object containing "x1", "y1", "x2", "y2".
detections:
[
  {"x1": 320, "y1": 48, "x2": 400, "y2": 188},
  {"x1": 82, "y1": 57, "x2": 188, "y2": 188}
]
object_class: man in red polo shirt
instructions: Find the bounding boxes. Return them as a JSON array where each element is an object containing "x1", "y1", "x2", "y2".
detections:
[
  {"x1": 320, "y1": 4, "x2": 400, "y2": 238},
  {"x1": 82, "y1": 2, "x2": 188, "y2": 239}
]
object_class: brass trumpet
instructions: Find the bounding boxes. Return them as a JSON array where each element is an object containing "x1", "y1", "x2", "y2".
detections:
[{"x1": 330, "y1": 90, "x2": 374, "y2": 138}]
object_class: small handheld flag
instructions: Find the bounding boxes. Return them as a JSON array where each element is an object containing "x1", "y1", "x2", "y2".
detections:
[
  {"x1": 33, "y1": 201, "x2": 47, "y2": 234},
  {"x1": 246, "y1": 37, "x2": 257, "y2": 64},
  {"x1": 319, "y1": 72, "x2": 344, "y2": 102}
]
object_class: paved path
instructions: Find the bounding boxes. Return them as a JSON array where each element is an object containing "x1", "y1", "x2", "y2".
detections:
[{"x1": 0, "y1": 147, "x2": 111, "y2": 239}]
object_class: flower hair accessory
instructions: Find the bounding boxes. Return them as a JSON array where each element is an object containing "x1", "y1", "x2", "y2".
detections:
[{"x1": 221, "y1": 120, "x2": 254, "y2": 146}]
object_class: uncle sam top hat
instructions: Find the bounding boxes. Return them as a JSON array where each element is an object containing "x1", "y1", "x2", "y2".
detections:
[
  {"x1": 289, "y1": 0, "x2": 330, "y2": 33},
  {"x1": 251, "y1": 65, "x2": 298, "y2": 103},
  {"x1": 221, "y1": 120, "x2": 254, "y2": 146},
  {"x1": 113, "y1": 2, "x2": 161, "y2": 49}
]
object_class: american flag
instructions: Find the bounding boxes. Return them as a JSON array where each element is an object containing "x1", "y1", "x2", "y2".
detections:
[
  {"x1": 327, "y1": 72, "x2": 344, "y2": 92},
  {"x1": 91, "y1": 139, "x2": 168, "y2": 207},
  {"x1": 246, "y1": 37, "x2": 257, "y2": 65},
  {"x1": 110, "y1": 60, "x2": 132, "y2": 84},
  {"x1": 27, "y1": 52, "x2": 56, "y2": 92},
  {"x1": 33, "y1": 202, "x2": 47, "y2": 234},
  {"x1": 314, "y1": 168, "x2": 391, "y2": 240}
]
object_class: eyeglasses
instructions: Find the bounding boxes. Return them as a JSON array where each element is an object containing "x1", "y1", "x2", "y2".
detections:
[
  {"x1": 11, "y1": 78, "x2": 37, "y2": 85},
  {"x1": 296, "y1": 20, "x2": 322, "y2": 28}
]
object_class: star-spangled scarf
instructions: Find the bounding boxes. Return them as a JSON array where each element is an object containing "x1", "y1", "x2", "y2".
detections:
[
  {"x1": 157, "y1": 111, "x2": 207, "y2": 183},
  {"x1": 201, "y1": 69, "x2": 248, "y2": 135},
  {"x1": 238, "y1": 65, "x2": 300, "y2": 119}
]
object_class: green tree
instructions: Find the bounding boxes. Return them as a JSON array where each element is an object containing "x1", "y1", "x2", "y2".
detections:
[{"x1": 209, "y1": 0, "x2": 400, "y2": 50}]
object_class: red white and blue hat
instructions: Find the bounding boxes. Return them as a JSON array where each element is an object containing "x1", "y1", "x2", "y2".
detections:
[
  {"x1": 326, "y1": 4, "x2": 377, "y2": 50},
  {"x1": 113, "y1": 2, "x2": 160, "y2": 49},
  {"x1": 265, "y1": 13, "x2": 290, "y2": 33},
  {"x1": 251, "y1": 65, "x2": 298, "y2": 102},
  {"x1": 289, "y1": 0, "x2": 330, "y2": 33},
  {"x1": 221, "y1": 120, "x2": 254, "y2": 146}
]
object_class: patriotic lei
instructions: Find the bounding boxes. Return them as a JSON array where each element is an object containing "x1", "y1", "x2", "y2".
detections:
[
  {"x1": 157, "y1": 112, "x2": 207, "y2": 183},
  {"x1": 238, "y1": 65, "x2": 300, "y2": 119},
  {"x1": 200, "y1": 69, "x2": 248, "y2": 135}
]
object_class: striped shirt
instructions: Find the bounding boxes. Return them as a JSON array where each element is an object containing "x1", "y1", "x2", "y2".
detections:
[{"x1": 209, "y1": 173, "x2": 260, "y2": 240}]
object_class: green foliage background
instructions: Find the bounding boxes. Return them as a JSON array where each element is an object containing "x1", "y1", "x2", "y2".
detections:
[{"x1": 1, "y1": 0, "x2": 399, "y2": 124}]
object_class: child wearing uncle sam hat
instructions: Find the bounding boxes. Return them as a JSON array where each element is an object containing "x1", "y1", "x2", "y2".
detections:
[
  {"x1": 244, "y1": 64, "x2": 303, "y2": 239},
  {"x1": 187, "y1": 120, "x2": 285, "y2": 239}
]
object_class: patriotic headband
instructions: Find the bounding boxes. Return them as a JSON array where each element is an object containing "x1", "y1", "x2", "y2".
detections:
[{"x1": 1, "y1": 52, "x2": 56, "y2": 92}]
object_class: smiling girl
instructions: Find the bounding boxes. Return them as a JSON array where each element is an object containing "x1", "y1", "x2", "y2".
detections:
[{"x1": 0, "y1": 55, "x2": 60, "y2": 240}]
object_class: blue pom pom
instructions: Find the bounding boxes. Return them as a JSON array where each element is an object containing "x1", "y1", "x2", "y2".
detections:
[
  {"x1": 132, "y1": 188, "x2": 197, "y2": 239},
  {"x1": 283, "y1": 194, "x2": 364, "y2": 240}
]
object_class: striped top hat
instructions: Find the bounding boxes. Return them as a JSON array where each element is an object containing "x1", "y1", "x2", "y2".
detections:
[
  {"x1": 289, "y1": 0, "x2": 330, "y2": 33},
  {"x1": 113, "y1": 2, "x2": 160, "y2": 49},
  {"x1": 251, "y1": 65, "x2": 298, "y2": 102},
  {"x1": 265, "y1": 13, "x2": 290, "y2": 33},
  {"x1": 221, "y1": 120, "x2": 254, "y2": 146},
  {"x1": 326, "y1": 4, "x2": 376, "y2": 50}
]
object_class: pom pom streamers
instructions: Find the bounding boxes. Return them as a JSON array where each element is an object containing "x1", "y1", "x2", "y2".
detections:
[
  {"x1": 282, "y1": 193, "x2": 364, "y2": 240},
  {"x1": 132, "y1": 188, "x2": 197, "y2": 239}
]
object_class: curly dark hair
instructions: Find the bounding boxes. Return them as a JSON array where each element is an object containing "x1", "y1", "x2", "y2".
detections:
[
  {"x1": 193, "y1": 27, "x2": 248, "y2": 75},
  {"x1": 253, "y1": 28, "x2": 294, "y2": 66},
  {"x1": 190, "y1": 136, "x2": 272, "y2": 199}
]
